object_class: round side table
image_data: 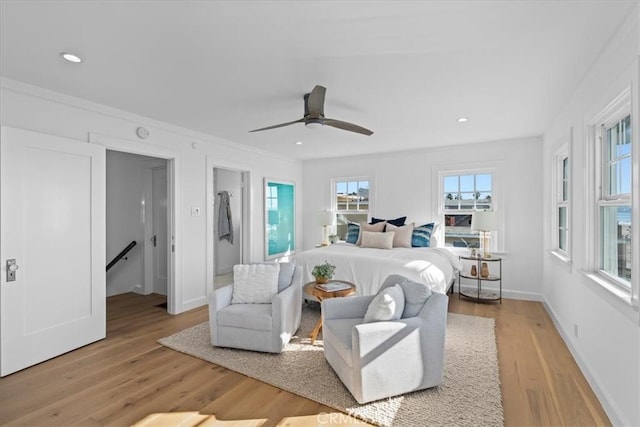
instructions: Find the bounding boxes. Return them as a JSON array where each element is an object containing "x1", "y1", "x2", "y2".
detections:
[{"x1": 303, "y1": 280, "x2": 356, "y2": 344}]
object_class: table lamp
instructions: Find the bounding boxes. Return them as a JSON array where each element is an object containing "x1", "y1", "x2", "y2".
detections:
[
  {"x1": 471, "y1": 210, "x2": 497, "y2": 258},
  {"x1": 318, "y1": 210, "x2": 336, "y2": 246}
]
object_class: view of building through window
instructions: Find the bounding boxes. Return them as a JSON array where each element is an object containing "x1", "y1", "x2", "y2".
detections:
[
  {"x1": 334, "y1": 179, "x2": 369, "y2": 239},
  {"x1": 442, "y1": 173, "x2": 493, "y2": 247}
]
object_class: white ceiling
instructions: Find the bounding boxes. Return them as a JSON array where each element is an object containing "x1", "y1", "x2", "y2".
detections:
[{"x1": 1, "y1": 1, "x2": 636, "y2": 160}]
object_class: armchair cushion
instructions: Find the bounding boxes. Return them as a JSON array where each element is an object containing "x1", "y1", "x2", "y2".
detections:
[
  {"x1": 363, "y1": 284, "x2": 405, "y2": 323},
  {"x1": 217, "y1": 303, "x2": 272, "y2": 331},
  {"x1": 231, "y1": 264, "x2": 280, "y2": 304}
]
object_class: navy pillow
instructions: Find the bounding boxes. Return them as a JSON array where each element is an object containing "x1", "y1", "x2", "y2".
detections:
[
  {"x1": 412, "y1": 223, "x2": 434, "y2": 247},
  {"x1": 370, "y1": 216, "x2": 407, "y2": 227},
  {"x1": 345, "y1": 222, "x2": 360, "y2": 244}
]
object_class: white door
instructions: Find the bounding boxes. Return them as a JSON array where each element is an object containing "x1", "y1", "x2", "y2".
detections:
[
  {"x1": 0, "y1": 126, "x2": 106, "y2": 376},
  {"x1": 152, "y1": 167, "x2": 168, "y2": 295}
]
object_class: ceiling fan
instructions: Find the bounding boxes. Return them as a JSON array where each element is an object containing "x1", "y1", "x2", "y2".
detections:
[{"x1": 249, "y1": 85, "x2": 373, "y2": 136}]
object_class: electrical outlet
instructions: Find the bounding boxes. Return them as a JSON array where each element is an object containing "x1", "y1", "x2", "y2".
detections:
[
  {"x1": 573, "y1": 323, "x2": 579, "y2": 338},
  {"x1": 191, "y1": 207, "x2": 201, "y2": 216}
]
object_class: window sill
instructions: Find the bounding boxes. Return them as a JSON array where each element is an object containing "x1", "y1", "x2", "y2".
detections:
[
  {"x1": 581, "y1": 270, "x2": 640, "y2": 325},
  {"x1": 549, "y1": 250, "x2": 572, "y2": 272}
]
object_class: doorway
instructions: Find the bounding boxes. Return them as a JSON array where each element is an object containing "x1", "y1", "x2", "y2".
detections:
[
  {"x1": 213, "y1": 168, "x2": 243, "y2": 288},
  {"x1": 106, "y1": 151, "x2": 168, "y2": 307},
  {"x1": 206, "y1": 160, "x2": 251, "y2": 291}
]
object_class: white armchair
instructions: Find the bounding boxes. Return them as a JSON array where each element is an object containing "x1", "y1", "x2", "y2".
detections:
[
  {"x1": 322, "y1": 274, "x2": 448, "y2": 403},
  {"x1": 208, "y1": 263, "x2": 302, "y2": 353}
]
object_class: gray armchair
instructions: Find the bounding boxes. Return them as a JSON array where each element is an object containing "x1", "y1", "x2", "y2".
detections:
[
  {"x1": 208, "y1": 263, "x2": 302, "y2": 353},
  {"x1": 322, "y1": 274, "x2": 448, "y2": 403}
]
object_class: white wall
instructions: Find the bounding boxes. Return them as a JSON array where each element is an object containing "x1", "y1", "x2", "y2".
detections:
[
  {"x1": 541, "y1": 5, "x2": 640, "y2": 426},
  {"x1": 106, "y1": 151, "x2": 146, "y2": 296},
  {"x1": 302, "y1": 136, "x2": 543, "y2": 300},
  {"x1": 0, "y1": 78, "x2": 303, "y2": 313},
  {"x1": 214, "y1": 167, "x2": 242, "y2": 274}
]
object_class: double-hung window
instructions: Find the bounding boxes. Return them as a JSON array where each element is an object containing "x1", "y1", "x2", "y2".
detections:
[
  {"x1": 586, "y1": 86, "x2": 636, "y2": 307},
  {"x1": 598, "y1": 113, "x2": 632, "y2": 287},
  {"x1": 553, "y1": 147, "x2": 570, "y2": 259},
  {"x1": 333, "y1": 178, "x2": 370, "y2": 240},
  {"x1": 442, "y1": 172, "x2": 494, "y2": 248}
]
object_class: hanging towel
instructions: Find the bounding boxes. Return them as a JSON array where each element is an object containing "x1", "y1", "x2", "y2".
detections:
[{"x1": 218, "y1": 191, "x2": 233, "y2": 244}]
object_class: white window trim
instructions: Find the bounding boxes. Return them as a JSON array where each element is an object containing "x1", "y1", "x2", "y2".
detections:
[
  {"x1": 331, "y1": 176, "x2": 374, "y2": 216},
  {"x1": 584, "y1": 86, "x2": 639, "y2": 310},
  {"x1": 434, "y1": 165, "x2": 504, "y2": 253},
  {"x1": 550, "y1": 139, "x2": 572, "y2": 265}
]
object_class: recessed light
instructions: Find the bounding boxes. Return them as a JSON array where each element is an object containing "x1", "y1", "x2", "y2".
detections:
[
  {"x1": 60, "y1": 52, "x2": 82, "y2": 63},
  {"x1": 295, "y1": 141, "x2": 303, "y2": 145},
  {"x1": 457, "y1": 117, "x2": 468, "y2": 123}
]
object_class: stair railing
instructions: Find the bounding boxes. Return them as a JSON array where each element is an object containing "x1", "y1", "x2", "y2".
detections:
[{"x1": 106, "y1": 240, "x2": 137, "y2": 272}]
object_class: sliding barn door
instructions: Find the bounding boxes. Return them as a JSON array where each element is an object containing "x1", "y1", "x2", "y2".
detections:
[{"x1": 0, "y1": 126, "x2": 106, "y2": 376}]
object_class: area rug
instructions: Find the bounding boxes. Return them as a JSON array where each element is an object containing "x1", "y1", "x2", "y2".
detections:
[{"x1": 159, "y1": 304, "x2": 503, "y2": 427}]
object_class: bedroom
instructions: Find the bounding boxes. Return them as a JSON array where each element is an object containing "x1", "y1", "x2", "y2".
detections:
[{"x1": 0, "y1": 1, "x2": 639, "y2": 426}]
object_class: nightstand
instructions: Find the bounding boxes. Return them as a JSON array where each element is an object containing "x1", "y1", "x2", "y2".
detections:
[{"x1": 458, "y1": 255, "x2": 502, "y2": 303}]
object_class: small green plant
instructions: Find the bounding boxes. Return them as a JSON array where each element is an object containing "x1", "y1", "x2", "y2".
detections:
[{"x1": 312, "y1": 261, "x2": 336, "y2": 280}]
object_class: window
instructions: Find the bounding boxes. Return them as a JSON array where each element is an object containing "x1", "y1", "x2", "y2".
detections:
[
  {"x1": 598, "y1": 114, "x2": 632, "y2": 286},
  {"x1": 333, "y1": 178, "x2": 370, "y2": 239},
  {"x1": 552, "y1": 147, "x2": 570, "y2": 258},
  {"x1": 442, "y1": 172, "x2": 493, "y2": 248}
]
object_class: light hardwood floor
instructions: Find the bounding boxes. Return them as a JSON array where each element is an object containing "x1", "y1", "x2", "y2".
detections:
[{"x1": 0, "y1": 292, "x2": 610, "y2": 426}]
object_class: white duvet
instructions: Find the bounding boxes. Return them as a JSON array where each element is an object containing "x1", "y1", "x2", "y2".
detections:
[{"x1": 293, "y1": 242, "x2": 462, "y2": 295}]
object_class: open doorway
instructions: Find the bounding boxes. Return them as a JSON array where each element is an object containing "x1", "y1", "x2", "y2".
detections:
[
  {"x1": 206, "y1": 160, "x2": 251, "y2": 291},
  {"x1": 106, "y1": 151, "x2": 169, "y2": 309}
]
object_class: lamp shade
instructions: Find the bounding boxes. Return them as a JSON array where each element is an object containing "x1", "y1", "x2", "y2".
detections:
[
  {"x1": 471, "y1": 210, "x2": 497, "y2": 231},
  {"x1": 318, "y1": 210, "x2": 336, "y2": 226}
]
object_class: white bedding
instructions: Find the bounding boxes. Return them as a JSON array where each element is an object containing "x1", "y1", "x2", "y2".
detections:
[{"x1": 293, "y1": 242, "x2": 462, "y2": 295}]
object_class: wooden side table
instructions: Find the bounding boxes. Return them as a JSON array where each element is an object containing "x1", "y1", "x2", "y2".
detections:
[{"x1": 303, "y1": 280, "x2": 356, "y2": 344}]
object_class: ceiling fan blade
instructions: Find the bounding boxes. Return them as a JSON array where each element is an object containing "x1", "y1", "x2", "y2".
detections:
[
  {"x1": 307, "y1": 85, "x2": 326, "y2": 117},
  {"x1": 324, "y1": 118, "x2": 374, "y2": 136},
  {"x1": 249, "y1": 118, "x2": 305, "y2": 132}
]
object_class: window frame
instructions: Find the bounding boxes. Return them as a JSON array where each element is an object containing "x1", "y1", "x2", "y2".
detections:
[
  {"x1": 331, "y1": 176, "x2": 373, "y2": 238},
  {"x1": 551, "y1": 143, "x2": 571, "y2": 262},
  {"x1": 585, "y1": 86, "x2": 638, "y2": 308},
  {"x1": 439, "y1": 168, "x2": 499, "y2": 251}
]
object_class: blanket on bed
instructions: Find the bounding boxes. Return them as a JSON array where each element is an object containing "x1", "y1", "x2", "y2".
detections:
[{"x1": 293, "y1": 242, "x2": 462, "y2": 295}]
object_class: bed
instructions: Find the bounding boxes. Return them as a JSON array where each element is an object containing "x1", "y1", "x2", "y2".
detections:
[{"x1": 293, "y1": 242, "x2": 462, "y2": 296}]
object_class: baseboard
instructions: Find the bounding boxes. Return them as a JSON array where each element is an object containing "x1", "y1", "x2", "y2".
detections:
[
  {"x1": 132, "y1": 284, "x2": 145, "y2": 295},
  {"x1": 542, "y1": 299, "x2": 627, "y2": 427},
  {"x1": 179, "y1": 296, "x2": 207, "y2": 313},
  {"x1": 454, "y1": 283, "x2": 543, "y2": 302}
]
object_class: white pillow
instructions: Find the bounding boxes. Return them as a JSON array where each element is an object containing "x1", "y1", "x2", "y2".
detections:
[
  {"x1": 360, "y1": 230, "x2": 395, "y2": 249},
  {"x1": 385, "y1": 222, "x2": 414, "y2": 248},
  {"x1": 363, "y1": 284, "x2": 405, "y2": 323},
  {"x1": 231, "y1": 264, "x2": 280, "y2": 304},
  {"x1": 356, "y1": 221, "x2": 386, "y2": 245}
]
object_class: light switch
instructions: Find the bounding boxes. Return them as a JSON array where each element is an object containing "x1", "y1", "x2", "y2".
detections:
[{"x1": 191, "y1": 207, "x2": 201, "y2": 216}]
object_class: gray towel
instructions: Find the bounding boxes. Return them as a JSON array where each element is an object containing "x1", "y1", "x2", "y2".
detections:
[{"x1": 218, "y1": 191, "x2": 233, "y2": 244}]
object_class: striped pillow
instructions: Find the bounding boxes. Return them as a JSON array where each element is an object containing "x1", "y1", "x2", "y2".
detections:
[
  {"x1": 345, "y1": 222, "x2": 360, "y2": 244},
  {"x1": 411, "y1": 223, "x2": 435, "y2": 247}
]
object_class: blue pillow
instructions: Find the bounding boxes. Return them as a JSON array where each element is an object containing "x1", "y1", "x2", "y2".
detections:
[
  {"x1": 412, "y1": 223, "x2": 434, "y2": 247},
  {"x1": 345, "y1": 222, "x2": 360, "y2": 244}
]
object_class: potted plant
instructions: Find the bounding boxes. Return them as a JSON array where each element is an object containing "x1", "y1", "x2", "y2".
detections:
[{"x1": 312, "y1": 261, "x2": 336, "y2": 284}]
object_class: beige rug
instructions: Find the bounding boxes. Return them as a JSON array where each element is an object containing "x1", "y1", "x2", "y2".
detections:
[{"x1": 159, "y1": 304, "x2": 503, "y2": 427}]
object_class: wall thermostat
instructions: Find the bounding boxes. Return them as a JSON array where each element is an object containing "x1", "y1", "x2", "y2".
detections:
[{"x1": 136, "y1": 126, "x2": 150, "y2": 139}]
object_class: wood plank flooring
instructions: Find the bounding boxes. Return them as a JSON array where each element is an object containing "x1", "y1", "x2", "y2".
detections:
[{"x1": 0, "y1": 292, "x2": 610, "y2": 426}]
